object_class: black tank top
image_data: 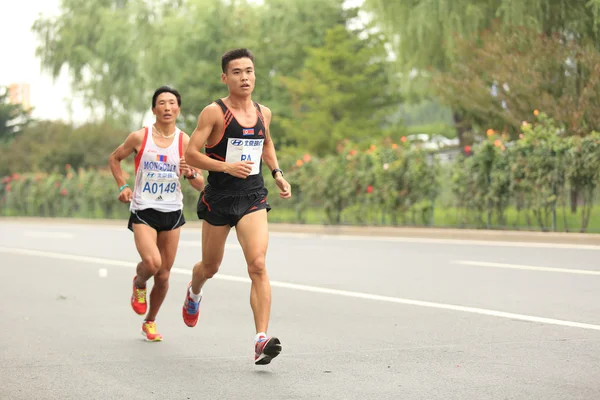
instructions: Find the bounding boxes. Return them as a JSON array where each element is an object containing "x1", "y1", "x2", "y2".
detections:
[{"x1": 205, "y1": 99, "x2": 267, "y2": 193}]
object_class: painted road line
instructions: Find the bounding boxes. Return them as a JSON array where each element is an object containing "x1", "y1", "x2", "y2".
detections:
[
  {"x1": 24, "y1": 231, "x2": 74, "y2": 239},
  {"x1": 453, "y1": 260, "x2": 600, "y2": 276},
  {"x1": 2, "y1": 246, "x2": 600, "y2": 332}
]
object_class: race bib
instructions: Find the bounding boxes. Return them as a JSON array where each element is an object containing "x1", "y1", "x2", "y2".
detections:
[
  {"x1": 140, "y1": 171, "x2": 178, "y2": 202},
  {"x1": 225, "y1": 138, "x2": 264, "y2": 176}
]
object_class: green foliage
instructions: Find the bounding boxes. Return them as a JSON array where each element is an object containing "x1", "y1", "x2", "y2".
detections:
[
  {"x1": 0, "y1": 87, "x2": 32, "y2": 143},
  {"x1": 0, "y1": 120, "x2": 128, "y2": 176},
  {"x1": 432, "y1": 24, "x2": 600, "y2": 138},
  {"x1": 363, "y1": 0, "x2": 600, "y2": 76},
  {"x1": 451, "y1": 113, "x2": 600, "y2": 232},
  {"x1": 565, "y1": 132, "x2": 600, "y2": 231},
  {"x1": 281, "y1": 140, "x2": 441, "y2": 225},
  {"x1": 31, "y1": 0, "x2": 363, "y2": 142},
  {"x1": 2, "y1": 119, "x2": 599, "y2": 233},
  {"x1": 280, "y1": 24, "x2": 401, "y2": 155}
]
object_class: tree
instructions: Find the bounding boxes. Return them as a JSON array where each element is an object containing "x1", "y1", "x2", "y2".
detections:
[
  {"x1": 0, "y1": 87, "x2": 32, "y2": 143},
  {"x1": 253, "y1": 0, "x2": 358, "y2": 146},
  {"x1": 147, "y1": 0, "x2": 262, "y2": 131},
  {"x1": 361, "y1": 0, "x2": 600, "y2": 143},
  {"x1": 432, "y1": 24, "x2": 600, "y2": 139},
  {"x1": 32, "y1": 0, "x2": 163, "y2": 127},
  {"x1": 280, "y1": 24, "x2": 401, "y2": 155}
]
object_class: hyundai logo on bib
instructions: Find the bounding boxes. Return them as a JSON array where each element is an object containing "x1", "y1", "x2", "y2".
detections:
[
  {"x1": 231, "y1": 139, "x2": 243, "y2": 146},
  {"x1": 242, "y1": 128, "x2": 254, "y2": 136}
]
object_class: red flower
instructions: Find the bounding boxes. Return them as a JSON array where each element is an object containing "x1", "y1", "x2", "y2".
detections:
[
  {"x1": 60, "y1": 189, "x2": 67, "y2": 196},
  {"x1": 366, "y1": 185, "x2": 373, "y2": 194}
]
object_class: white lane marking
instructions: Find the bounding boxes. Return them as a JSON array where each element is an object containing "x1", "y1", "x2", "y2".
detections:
[
  {"x1": 24, "y1": 231, "x2": 74, "y2": 239},
  {"x1": 454, "y1": 260, "x2": 600, "y2": 276},
  {"x1": 178, "y1": 240, "x2": 241, "y2": 250},
  {"x1": 267, "y1": 233, "x2": 600, "y2": 250},
  {"x1": 2, "y1": 246, "x2": 600, "y2": 332}
]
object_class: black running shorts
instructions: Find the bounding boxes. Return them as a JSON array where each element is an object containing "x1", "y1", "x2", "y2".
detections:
[
  {"x1": 128, "y1": 208, "x2": 186, "y2": 232},
  {"x1": 197, "y1": 185, "x2": 271, "y2": 227}
]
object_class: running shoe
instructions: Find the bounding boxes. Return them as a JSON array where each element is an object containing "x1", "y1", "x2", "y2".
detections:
[
  {"x1": 254, "y1": 335, "x2": 282, "y2": 365},
  {"x1": 182, "y1": 281, "x2": 201, "y2": 327},
  {"x1": 141, "y1": 320, "x2": 163, "y2": 342},
  {"x1": 131, "y1": 276, "x2": 147, "y2": 315}
]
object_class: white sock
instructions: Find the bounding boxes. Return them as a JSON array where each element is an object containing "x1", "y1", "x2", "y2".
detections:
[
  {"x1": 255, "y1": 332, "x2": 266, "y2": 342},
  {"x1": 189, "y1": 287, "x2": 202, "y2": 302}
]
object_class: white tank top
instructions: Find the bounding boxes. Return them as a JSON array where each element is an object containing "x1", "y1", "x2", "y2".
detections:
[{"x1": 130, "y1": 126, "x2": 184, "y2": 212}]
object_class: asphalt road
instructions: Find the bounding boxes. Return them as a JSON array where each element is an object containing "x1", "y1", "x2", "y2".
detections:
[{"x1": 1, "y1": 220, "x2": 599, "y2": 400}]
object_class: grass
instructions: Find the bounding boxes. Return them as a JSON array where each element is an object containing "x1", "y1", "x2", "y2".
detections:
[
  {"x1": 265, "y1": 204, "x2": 600, "y2": 233},
  {"x1": 2, "y1": 196, "x2": 599, "y2": 233}
]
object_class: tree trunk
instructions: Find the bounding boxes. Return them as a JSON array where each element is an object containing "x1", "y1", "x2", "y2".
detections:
[
  {"x1": 453, "y1": 111, "x2": 471, "y2": 147},
  {"x1": 570, "y1": 187, "x2": 578, "y2": 213}
]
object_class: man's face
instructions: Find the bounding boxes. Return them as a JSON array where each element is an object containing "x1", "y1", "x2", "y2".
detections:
[
  {"x1": 222, "y1": 58, "x2": 255, "y2": 95},
  {"x1": 152, "y1": 92, "x2": 180, "y2": 123}
]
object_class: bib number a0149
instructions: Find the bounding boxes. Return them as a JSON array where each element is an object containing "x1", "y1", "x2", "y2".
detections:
[
  {"x1": 225, "y1": 138, "x2": 264, "y2": 176},
  {"x1": 141, "y1": 171, "x2": 178, "y2": 202}
]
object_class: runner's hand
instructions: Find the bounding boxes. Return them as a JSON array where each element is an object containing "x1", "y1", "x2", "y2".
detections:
[
  {"x1": 275, "y1": 176, "x2": 292, "y2": 199},
  {"x1": 118, "y1": 187, "x2": 133, "y2": 203},
  {"x1": 180, "y1": 157, "x2": 194, "y2": 178},
  {"x1": 225, "y1": 161, "x2": 254, "y2": 179}
]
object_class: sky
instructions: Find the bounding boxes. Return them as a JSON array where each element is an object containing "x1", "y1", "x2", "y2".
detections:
[
  {"x1": 2, "y1": 0, "x2": 365, "y2": 126},
  {"x1": 2, "y1": 0, "x2": 93, "y2": 124}
]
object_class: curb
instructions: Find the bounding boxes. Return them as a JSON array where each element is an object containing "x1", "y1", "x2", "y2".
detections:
[{"x1": 2, "y1": 216, "x2": 600, "y2": 245}]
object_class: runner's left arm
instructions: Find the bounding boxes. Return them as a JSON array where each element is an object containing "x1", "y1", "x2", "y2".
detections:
[
  {"x1": 181, "y1": 134, "x2": 205, "y2": 191},
  {"x1": 260, "y1": 106, "x2": 291, "y2": 199}
]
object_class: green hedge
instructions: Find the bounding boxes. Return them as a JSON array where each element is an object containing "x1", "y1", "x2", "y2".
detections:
[{"x1": 1, "y1": 113, "x2": 599, "y2": 232}]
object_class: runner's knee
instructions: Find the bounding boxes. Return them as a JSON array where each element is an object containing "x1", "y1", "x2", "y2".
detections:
[
  {"x1": 201, "y1": 260, "x2": 221, "y2": 278},
  {"x1": 247, "y1": 256, "x2": 266, "y2": 277},
  {"x1": 142, "y1": 254, "x2": 162, "y2": 275},
  {"x1": 154, "y1": 269, "x2": 170, "y2": 287}
]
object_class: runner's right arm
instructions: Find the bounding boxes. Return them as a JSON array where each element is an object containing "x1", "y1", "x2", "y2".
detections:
[
  {"x1": 186, "y1": 105, "x2": 253, "y2": 179},
  {"x1": 108, "y1": 129, "x2": 142, "y2": 202}
]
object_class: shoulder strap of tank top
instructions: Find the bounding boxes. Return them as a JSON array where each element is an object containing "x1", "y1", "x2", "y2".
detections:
[
  {"x1": 215, "y1": 99, "x2": 234, "y2": 131},
  {"x1": 253, "y1": 101, "x2": 265, "y2": 126},
  {"x1": 215, "y1": 99, "x2": 228, "y2": 114},
  {"x1": 177, "y1": 129, "x2": 184, "y2": 176},
  {"x1": 177, "y1": 129, "x2": 183, "y2": 159}
]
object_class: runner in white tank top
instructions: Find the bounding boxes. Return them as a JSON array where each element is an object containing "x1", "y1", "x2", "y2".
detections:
[{"x1": 108, "y1": 86, "x2": 205, "y2": 342}]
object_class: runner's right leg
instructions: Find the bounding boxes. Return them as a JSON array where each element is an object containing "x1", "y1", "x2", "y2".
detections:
[
  {"x1": 131, "y1": 223, "x2": 162, "y2": 316},
  {"x1": 182, "y1": 220, "x2": 230, "y2": 327}
]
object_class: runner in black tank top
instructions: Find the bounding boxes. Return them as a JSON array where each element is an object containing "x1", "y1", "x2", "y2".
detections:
[
  {"x1": 182, "y1": 48, "x2": 292, "y2": 366},
  {"x1": 205, "y1": 99, "x2": 267, "y2": 193}
]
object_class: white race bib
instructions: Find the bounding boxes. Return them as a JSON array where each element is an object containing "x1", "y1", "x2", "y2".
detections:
[
  {"x1": 140, "y1": 171, "x2": 178, "y2": 202},
  {"x1": 225, "y1": 138, "x2": 264, "y2": 176}
]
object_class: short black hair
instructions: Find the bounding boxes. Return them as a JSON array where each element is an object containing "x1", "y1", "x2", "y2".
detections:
[
  {"x1": 152, "y1": 86, "x2": 181, "y2": 108},
  {"x1": 221, "y1": 48, "x2": 254, "y2": 73}
]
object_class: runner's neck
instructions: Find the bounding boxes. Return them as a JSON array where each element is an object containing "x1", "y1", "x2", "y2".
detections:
[
  {"x1": 224, "y1": 95, "x2": 253, "y2": 111},
  {"x1": 153, "y1": 122, "x2": 177, "y2": 136}
]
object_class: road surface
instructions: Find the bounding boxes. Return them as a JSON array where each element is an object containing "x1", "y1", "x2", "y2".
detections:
[{"x1": 1, "y1": 220, "x2": 599, "y2": 399}]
